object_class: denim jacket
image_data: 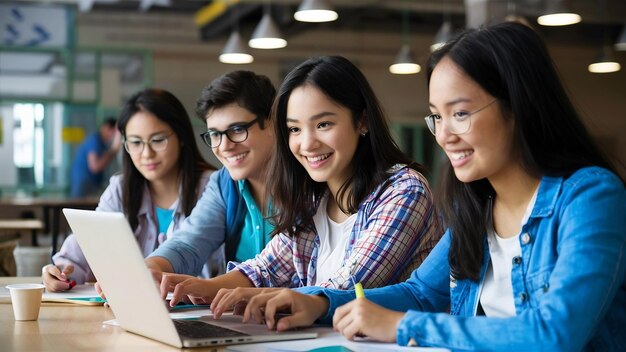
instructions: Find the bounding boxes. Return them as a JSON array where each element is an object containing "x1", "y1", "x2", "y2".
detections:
[{"x1": 314, "y1": 167, "x2": 626, "y2": 351}]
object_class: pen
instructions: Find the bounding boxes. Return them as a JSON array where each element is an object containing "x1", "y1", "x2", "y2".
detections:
[{"x1": 51, "y1": 257, "x2": 75, "y2": 290}]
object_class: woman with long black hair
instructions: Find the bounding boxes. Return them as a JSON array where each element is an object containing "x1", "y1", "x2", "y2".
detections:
[{"x1": 44, "y1": 88, "x2": 216, "y2": 291}]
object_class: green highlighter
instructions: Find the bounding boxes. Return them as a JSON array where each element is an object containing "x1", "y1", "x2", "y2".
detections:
[{"x1": 354, "y1": 282, "x2": 365, "y2": 299}]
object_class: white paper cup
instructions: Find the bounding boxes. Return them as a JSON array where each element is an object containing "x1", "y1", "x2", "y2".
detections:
[{"x1": 6, "y1": 284, "x2": 45, "y2": 321}]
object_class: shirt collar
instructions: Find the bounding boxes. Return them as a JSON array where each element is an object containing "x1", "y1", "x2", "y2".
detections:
[
  {"x1": 529, "y1": 174, "x2": 563, "y2": 219},
  {"x1": 237, "y1": 179, "x2": 248, "y2": 193}
]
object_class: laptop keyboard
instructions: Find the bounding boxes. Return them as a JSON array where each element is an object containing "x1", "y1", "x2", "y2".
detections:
[{"x1": 173, "y1": 319, "x2": 249, "y2": 339}]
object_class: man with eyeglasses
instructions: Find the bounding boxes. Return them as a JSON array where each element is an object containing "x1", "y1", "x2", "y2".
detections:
[{"x1": 145, "y1": 71, "x2": 276, "y2": 281}]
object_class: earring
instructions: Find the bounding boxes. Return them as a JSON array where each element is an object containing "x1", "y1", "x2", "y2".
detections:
[{"x1": 360, "y1": 131, "x2": 367, "y2": 137}]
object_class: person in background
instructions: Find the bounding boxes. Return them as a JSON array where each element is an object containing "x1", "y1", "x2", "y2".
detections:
[
  {"x1": 144, "y1": 71, "x2": 277, "y2": 282},
  {"x1": 233, "y1": 22, "x2": 626, "y2": 351},
  {"x1": 69, "y1": 117, "x2": 121, "y2": 198},
  {"x1": 161, "y1": 56, "x2": 443, "y2": 310},
  {"x1": 43, "y1": 88, "x2": 216, "y2": 291}
]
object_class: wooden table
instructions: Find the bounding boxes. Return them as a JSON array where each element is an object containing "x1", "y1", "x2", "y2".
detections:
[
  {"x1": 0, "y1": 219, "x2": 44, "y2": 246},
  {"x1": 1, "y1": 278, "x2": 419, "y2": 352},
  {"x1": 0, "y1": 277, "x2": 221, "y2": 351},
  {"x1": 0, "y1": 197, "x2": 99, "y2": 254}
]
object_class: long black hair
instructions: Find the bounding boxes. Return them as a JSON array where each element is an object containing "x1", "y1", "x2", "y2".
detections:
[
  {"x1": 427, "y1": 22, "x2": 621, "y2": 281},
  {"x1": 270, "y1": 55, "x2": 424, "y2": 236},
  {"x1": 117, "y1": 88, "x2": 215, "y2": 231}
]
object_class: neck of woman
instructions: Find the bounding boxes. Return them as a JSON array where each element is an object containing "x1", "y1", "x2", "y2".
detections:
[
  {"x1": 326, "y1": 181, "x2": 353, "y2": 223},
  {"x1": 149, "y1": 172, "x2": 181, "y2": 209},
  {"x1": 490, "y1": 166, "x2": 541, "y2": 211},
  {"x1": 489, "y1": 166, "x2": 541, "y2": 237}
]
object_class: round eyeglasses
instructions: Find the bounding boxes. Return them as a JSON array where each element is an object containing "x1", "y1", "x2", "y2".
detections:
[
  {"x1": 424, "y1": 99, "x2": 497, "y2": 136},
  {"x1": 124, "y1": 133, "x2": 173, "y2": 155},
  {"x1": 200, "y1": 118, "x2": 260, "y2": 148}
]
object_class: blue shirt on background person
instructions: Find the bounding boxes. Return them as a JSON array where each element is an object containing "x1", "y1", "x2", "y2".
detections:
[{"x1": 69, "y1": 118, "x2": 120, "y2": 198}]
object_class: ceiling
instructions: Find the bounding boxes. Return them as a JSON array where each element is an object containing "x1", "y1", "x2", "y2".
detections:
[{"x1": 10, "y1": 0, "x2": 626, "y2": 48}]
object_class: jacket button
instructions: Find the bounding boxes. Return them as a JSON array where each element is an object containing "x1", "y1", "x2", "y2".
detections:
[
  {"x1": 521, "y1": 233, "x2": 531, "y2": 244},
  {"x1": 512, "y1": 256, "x2": 522, "y2": 265},
  {"x1": 519, "y1": 292, "x2": 528, "y2": 302}
]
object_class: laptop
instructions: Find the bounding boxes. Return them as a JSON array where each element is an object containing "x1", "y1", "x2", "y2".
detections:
[{"x1": 62, "y1": 208, "x2": 318, "y2": 348}]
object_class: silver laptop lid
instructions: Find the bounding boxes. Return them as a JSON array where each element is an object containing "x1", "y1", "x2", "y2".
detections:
[{"x1": 63, "y1": 208, "x2": 183, "y2": 347}]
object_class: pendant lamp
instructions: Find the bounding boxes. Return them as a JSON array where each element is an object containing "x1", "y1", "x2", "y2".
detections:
[
  {"x1": 294, "y1": 0, "x2": 338, "y2": 23},
  {"x1": 537, "y1": 0, "x2": 581, "y2": 26},
  {"x1": 389, "y1": 10, "x2": 420, "y2": 75},
  {"x1": 249, "y1": 5, "x2": 287, "y2": 49},
  {"x1": 220, "y1": 30, "x2": 254, "y2": 64}
]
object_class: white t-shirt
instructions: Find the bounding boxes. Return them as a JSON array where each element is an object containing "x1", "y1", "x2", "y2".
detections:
[
  {"x1": 479, "y1": 190, "x2": 537, "y2": 317},
  {"x1": 313, "y1": 196, "x2": 357, "y2": 286}
]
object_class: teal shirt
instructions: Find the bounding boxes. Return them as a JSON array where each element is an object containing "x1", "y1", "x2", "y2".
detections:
[
  {"x1": 234, "y1": 180, "x2": 273, "y2": 263},
  {"x1": 155, "y1": 207, "x2": 174, "y2": 237}
]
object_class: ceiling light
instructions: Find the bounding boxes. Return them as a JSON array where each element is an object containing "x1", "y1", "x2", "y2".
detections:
[
  {"x1": 537, "y1": 0, "x2": 581, "y2": 26},
  {"x1": 249, "y1": 12, "x2": 287, "y2": 49},
  {"x1": 294, "y1": 0, "x2": 338, "y2": 23},
  {"x1": 389, "y1": 45, "x2": 421, "y2": 75},
  {"x1": 430, "y1": 20, "x2": 452, "y2": 52},
  {"x1": 390, "y1": 9, "x2": 420, "y2": 75},
  {"x1": 219, "y1": 30, "x2": 253, "y2": 64},
  {"x1": 588, "y1": 48, "x2": 621, "y2": 73},
  {"x1": 615, "y1": 25, "x2": 626, "y2": 51}
]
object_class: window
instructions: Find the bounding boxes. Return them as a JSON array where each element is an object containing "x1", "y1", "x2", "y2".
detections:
[{"x1": 13, "y1": 103, "x2": 44, "y2": 186}]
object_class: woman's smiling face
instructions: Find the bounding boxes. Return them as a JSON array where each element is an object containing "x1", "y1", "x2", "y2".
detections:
[
  {"x1": 124, "y1": 110, "x2": 180, "y2": 183},
  {"x1": 429, "y1": 57, "x2": 516, "y2": 184},
  {"x1": 286, "y1": 84, "x2": 364, "y2": 192}
]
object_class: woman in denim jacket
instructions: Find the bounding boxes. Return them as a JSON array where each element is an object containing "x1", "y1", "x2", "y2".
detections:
[
  {"x1": 43, "y1": 89, "x2": 216, "y2": 291},
  {"x1": 235, "y1": 22, "x2": 626, "y2": 351}
]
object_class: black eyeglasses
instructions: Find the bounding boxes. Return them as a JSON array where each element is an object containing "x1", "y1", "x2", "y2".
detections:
[{"x1": 200, "y1": 118, "x2": 260, "y2": 148}]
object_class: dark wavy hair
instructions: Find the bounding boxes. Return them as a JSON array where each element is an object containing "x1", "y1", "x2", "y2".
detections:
[
  {"x1": 117, "y1": 88, "x2": 215, "y2": 231},
  {"x1": 427, "y1": 22, "x2": 621, "y2": 281},
  {"x1": 269, "y1": 56, "x2": 424, "y2": 236},
  {"x1": 195, "y1": 70, "x2": 275, "y2": 128}
]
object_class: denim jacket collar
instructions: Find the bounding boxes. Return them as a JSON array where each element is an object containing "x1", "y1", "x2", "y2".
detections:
[{"x1": 529, "y1": 174, "x2": 562, "y2": 219}]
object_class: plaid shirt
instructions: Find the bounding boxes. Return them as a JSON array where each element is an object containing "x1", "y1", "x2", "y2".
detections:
[{"x1": 233, "y1": 165, "x2": 443, "y2": 289}]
